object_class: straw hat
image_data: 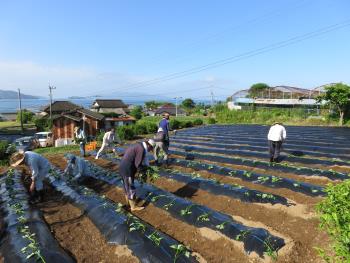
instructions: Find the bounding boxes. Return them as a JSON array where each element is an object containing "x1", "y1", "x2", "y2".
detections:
[
  {"x1": 10, "y1": 152, "x2": 25, "y2": 167},
  {"x1": 147, "y1": 139, "x2": 156, "y2": 148},
  {"x1": 74, "y1": 127, "x2": 80, "y2": 132}
]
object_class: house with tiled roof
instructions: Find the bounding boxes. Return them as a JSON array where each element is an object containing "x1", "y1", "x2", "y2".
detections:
[
  {"x1": 154, "y1": 104, "x2": 186, "y2": 116},
  {"x1": 40, "y1": 101, "x2": 104, "y2": 141}
]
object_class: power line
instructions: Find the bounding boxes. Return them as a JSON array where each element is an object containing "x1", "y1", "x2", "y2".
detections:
[{"x1": 97, "y1": 19, "x2": 350, "y2": 94}]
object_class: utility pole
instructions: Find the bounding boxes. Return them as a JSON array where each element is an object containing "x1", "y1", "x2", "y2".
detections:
[
  {"x1": 210, "y1": 90, "x2": 215, "y2": 107},
  {"x1": 18, "y1": 89, "x2": 24, "y2": 134},
  {"x1": 49, "y1": 85, "x2": 56, "y2": 120},
  {"x1": 173, "y1": 97, "x2": 182, "y2": 117}
]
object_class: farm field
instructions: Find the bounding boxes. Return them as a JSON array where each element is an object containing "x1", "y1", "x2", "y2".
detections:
[{"x1": 1, "y1": 124, "x2": 349, "y2": 263}]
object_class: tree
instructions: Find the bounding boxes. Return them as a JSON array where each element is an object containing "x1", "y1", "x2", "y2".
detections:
[
  {"x1": 181, "y1": 98, "x2": 196, "y2": 109},
  {"x1": 316, "y1": 83, "x2": 350, "y2": 126},
  {"x1": 16, "y1": 110, "x2": 34, "y2": 124},
  {"x1": 130, "y1": 105, "x2": 143, "y2": 120},
  {"x1": 248, "y1": 83, "x2": 270, "y2": 98},
  {"x1": 144, "y1": 101, "x2": 164, "y2": 110}
]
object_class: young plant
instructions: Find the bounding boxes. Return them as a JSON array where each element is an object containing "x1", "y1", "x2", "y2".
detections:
[
  {"x1": 163, "y1": 199, "x2": 176, "y2": 210},
  {"x1": 151, "y1": 194, "x2": 166, "y2": 202},
  {"x1": 264, "y1": 238, "x2": 278, "y2": 261},
  {"x1": 215, "y1": 222, "x2": 228, "y2": 230},
  {"x1": 148, "y1": 231, "x2": 163, "y2": 246},
  {"x1": 257, "y1": 176, "x2": 269, "y2": 183},
  {"x1": 271, "y1": 176, "x2": 282, "y2": 183},
  {"x1": 243, "y1": 171, "x2": 252, "y2": 178},
  {"x1": 235, "y1": 230, "x2": 251, "y2": 241},
  {"x1": 197, "y1": 212, "x2": 210, "y2": 222},
  {"x1": 170, "y1": 244, "x2": 190, "y2": 263},
  {"x1": 207, "y1": 165, "x2": 214, "y2": 170},
  {"x1": 129, "y1": 220, "x2": 146, "y2": 233},
  {"x1": 180, "y1": 205, "x2": 194, "y2": 216}
]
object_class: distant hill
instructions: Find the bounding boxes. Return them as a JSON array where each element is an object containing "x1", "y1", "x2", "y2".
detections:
[{"x1": 0, "y1": 90, "x2": 40, "y2": 99}]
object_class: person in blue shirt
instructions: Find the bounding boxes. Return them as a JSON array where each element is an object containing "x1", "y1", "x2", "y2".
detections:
[
  {"x1": 158, "y1": 113, "x2": 171, "y2": 154},
  {"x1": 64, "y1": 154, "x2": 92, "y2": 182},
  {"x1": 11, "y1": 151, "x2": 51, "y2": 203}
]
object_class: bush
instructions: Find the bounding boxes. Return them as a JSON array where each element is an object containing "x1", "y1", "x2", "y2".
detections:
[
  {"x1": 316, "y1": 180, "x2": 350, "y2": 262},
  {"x1": 0, "y1": 140, "x2": 9, "y2": 160},
  {"x1": 34, "y1": 117, "x2": 52, "y2": 132},
  {"x1": 193, "y1": 118, "x2": 203, "y2": 125},
  {"x1": 130, "y1": 106, "x2": 143, "y2": 120},
  {"x1": 143, "y1": 122, "x2": 157, "y2": 134},
  {"x1": 183, "y1": 121, "x2": 193, "y2": 128},
  {"x1": 134, "y1": 123, "x2": 148, "y2": 135},
  {"x1": 96, "y1": 131, "x2": 105, "y2": 142},
  {"x1": 170, "y1": 119, "x2": 181, "y2": 129},
  {"x1": 117, "y1": 125, "x2": 135, "y2": 140},
  {"x1": 17, "y1": 110, "x2": 34, "y2": 124},
  {"x1": 208, "y1": 118, "x2": 216, "y2": 124}
]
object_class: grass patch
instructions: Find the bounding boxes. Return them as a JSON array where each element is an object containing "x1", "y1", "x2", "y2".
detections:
[{"x1": 34, "y1": 145, "x2": 79, "y2": 155}]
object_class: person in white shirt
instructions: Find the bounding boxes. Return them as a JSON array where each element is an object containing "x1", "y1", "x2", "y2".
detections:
[
  {"x1": 267, "y1": 122, "x2": 287, "y2": 163},
  {"x1": 95, "y1": 128, "x2": 121, "y2": 159}
]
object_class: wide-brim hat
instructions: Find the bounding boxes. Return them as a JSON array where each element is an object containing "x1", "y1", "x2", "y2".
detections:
[
  {"x1": 147, "y1": 139, "x2": 156, "y2": 148},
  {"x1": 74, "y1": 127, "x2": 80, "y2": 131},
  {"x1": 10, "y1": 152, "x2": 25, "y2": 167}
]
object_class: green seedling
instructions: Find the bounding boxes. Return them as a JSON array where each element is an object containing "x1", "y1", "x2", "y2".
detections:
[
  {"x1": 311, "y1": 189, "x2": 319, "y2": 193},
  {"x1": 129, "y1": 220, "x2": 146, "y2": 233},
  {"x1": 257, "y1": 176, "x2": 270, "y2": 183},
  {"x1": 257, "y1": 193, "x2": 276, "y2": 200},
  {"x1": 207, "y1": 165, "x2": 214, "y2": 170},
  {"x1": 264, "y1": 238, "x2": 278, "y2": 261},
  {"x1": 151, "y1": 194, "x2": 166, "y2": 202},
  {"x1": 197, "y1": 212, "x2": 210, "y2": 222},
  {"x1": 20, "y1": 226, "x2": 46, "y2": 263},
  {"x1": 228, "y1": 171, "x2": 237, "y2": 177},
  {"x1": 293, "y1": 182, "x2": 301, "y2": 187},
  {"x1": 271, "y1": 176, "x2": 282, "y2": 183},
  {"x1": 115, "y1": 203, "x2": 123, "y2": 213},
  {"x1": 244, "y1": 192, "x2": 250, "y2": 197},
  {"x1": 215, "y1": 222, "x2": 228, "y2": 230},
  {"x1": 180, "y1": 205, "x2": 194, "y2": 216},
  {"x1": 163, "y1": 199, "x2": 176, "y2": 210},
  {"x1": 243, "y1": 171, "x2": 252, "y2": 178},
  {"x1": 148, "y1": 231, "x2": 163, "y2": 246},
  {"x1": 170, "y1": 244, "x2": 190, "y2": 263},
  {"x1": 235, "y1": 230, "x2": 250, "y2": 241}
]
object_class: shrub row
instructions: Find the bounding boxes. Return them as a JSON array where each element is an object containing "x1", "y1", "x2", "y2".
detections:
[{"x1": 116, "y1": 118, "x2": 204, "y2": 141}]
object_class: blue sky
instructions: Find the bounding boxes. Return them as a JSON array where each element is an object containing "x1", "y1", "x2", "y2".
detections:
[{"x1": 0, "y1": 0, "x2": 349, "y2": 100}]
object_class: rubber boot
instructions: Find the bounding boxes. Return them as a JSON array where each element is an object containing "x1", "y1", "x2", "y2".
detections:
[
  {"x1": 269, "y1": 157, "x2": 273, "y2": 163},
  {"x1": 129, "y1": 199, "x2": 144, "y2": 211}
]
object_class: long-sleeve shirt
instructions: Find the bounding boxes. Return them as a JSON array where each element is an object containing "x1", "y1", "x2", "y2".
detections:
[
  {"x1": 64, "y1": 155, "x2": 90, "y2": 180},
  {"x1": 267, "y1": 124, "x2": 287, "y2": 142},
  {"x1": 24, "y1": 151, "x2": 51, "y2": 180},
  {"x1": 102, "y1": 131, "x2": 120, "y2": 145},
  {"x1": 159, "y1": 119, "x2": 170, "y2": 137},
  {"x1": 74, "y1": 129, "x2": 86, "y2": 145},
  {"x1": 120, "y1": 143, "x2": 146, "y2": 177}
]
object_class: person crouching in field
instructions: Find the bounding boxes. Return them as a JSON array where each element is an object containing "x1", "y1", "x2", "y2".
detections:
[
  {"x1": 154, "y1": 127, "x2": 169, "y2": 166},
  {"x1": 64, "y1": 154, "x2": 92, "y2": 182},
  {"x1": 119, "y1": 139, "x2": 155, "y2": 211},
  {"x1": 267, "y1": 122, "x2": 287, "y2": 163},
  {"x1": 10, "y1": 151, "x2": 51, "y2": 204},
  {"x1": 95, "y1": 128, "x2": 121, "y2": 159}
]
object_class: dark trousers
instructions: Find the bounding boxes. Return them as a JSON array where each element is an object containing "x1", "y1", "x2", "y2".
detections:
[
  {"x1": 119, "y1": 163, "x2": 136, "y2": 200},
  {"x1": 80, "y1": 143, "x2": 85, "y2": 157},
  {"x1": 268, "y1": 140, "x2": 282, "y2": 160}
]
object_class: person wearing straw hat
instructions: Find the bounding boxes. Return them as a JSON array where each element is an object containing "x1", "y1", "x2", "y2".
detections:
[
  {"x1": 119, "y1": 139, "x2": 155, "y2": 211},
  {"x1": 10, "y1": 151, "x2": 51, "y2": 203},
  {"x1": 267, "y1": 122, "x2": 287, "y2": 163},
  {"x1": 74, "y1": 126, "x2": 86, "y2": 157}
]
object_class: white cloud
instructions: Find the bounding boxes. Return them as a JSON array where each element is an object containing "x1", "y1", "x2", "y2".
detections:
[{"x1": 0, "y1": 61, "x2": 148, "y2": 97}]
